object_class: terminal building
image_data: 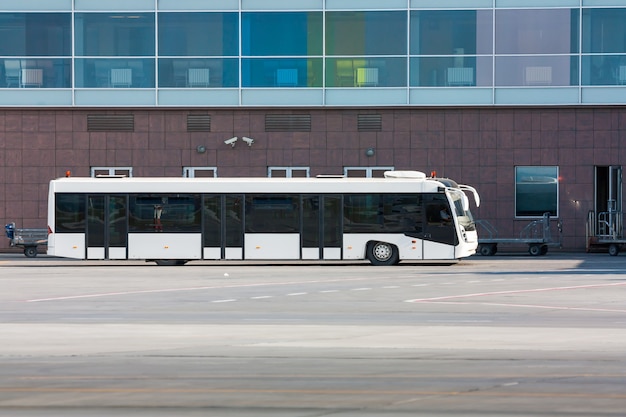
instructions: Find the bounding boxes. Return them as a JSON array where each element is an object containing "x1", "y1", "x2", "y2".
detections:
[{"x1": 2, "y1": 0, "x2": 626, "y2": 252}]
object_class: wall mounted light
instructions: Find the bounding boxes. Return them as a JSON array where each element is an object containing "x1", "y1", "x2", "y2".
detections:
[
  {"x1": 196, "y1": 145, "x2": 206, "y2": 153},
  {"x1": 224, "y1": 137, "x2": 238, "y2": 147},
  {"x1": 365, "y1": 147, "x2": 375, "y2": 157}
]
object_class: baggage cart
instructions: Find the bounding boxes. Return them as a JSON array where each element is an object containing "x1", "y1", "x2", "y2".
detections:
[
  {"x1": 586, "y1": 210, "x2": 626, "y2": 256},
  {"x1": 4, "y1": 222, "x2": 48, "y2": 258},
  {"x1": 476, "y1": 213, "x2": 563, "y2": 256}
]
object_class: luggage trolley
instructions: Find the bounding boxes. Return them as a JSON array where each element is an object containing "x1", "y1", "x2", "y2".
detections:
[
  {"x1": 476, "y1": 213, "x2": 563, "y2": 256},
  {"x1": 4, "y1": 222, "x2": 48, "y2": 257},
  {"x1": 586, "y1": 209, "x2": 626, "y2": 256}
]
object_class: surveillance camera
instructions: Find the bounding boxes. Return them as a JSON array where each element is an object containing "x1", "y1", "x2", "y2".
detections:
[
  {"x1": 242, "y1": 136, "x2": 254, "y2": 146},
  {"x1": 224, "y1": 137, "x2": 238, "y2": 147}
]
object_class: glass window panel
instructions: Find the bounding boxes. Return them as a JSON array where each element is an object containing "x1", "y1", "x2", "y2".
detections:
[
  {"x1": 0, "y1": 13, "x2": 71, "y2": 56},
  {"x1": 203, "y1": 195, "x2": 221, "y2": 247},
  {"x1": 410, "y1": 10, "x2": 493, "y2": 55},
  {"x1": 159, "y1": 12, "x2": 238, "y2": 56},
  {"x1": 75, "y1": 13, "x2": 155, "y2": 56},
  {"x1": 159, "y1": 58, "x2": 237, "y2": 87},
  {"x1": 583, "y1": 9, "x2": 626, "y2": 54},
  {"x1": 516, "y1": 166, "x2": 558, "y2": 217},
  {"x1": 582, "y1": 54, "x2": 626, "y2": 85},
  {"x1": 129, "y1": 194, "x2": 201, "y2": 233},
  {"x1": 325, "y1": 58, "x2": 406, "y2": 87},
  {"x1": 242, "y1": 58, "x2": 322, "y2": 87},
  {"x1": 245, "y1": 195, "x2": 299, "y2": 233},
  {"x1": 55, "y1": 194, "x2": 86, "y2": 233},
  {"x1": 242, "y1": 12, "x2": 322, "y2": 56},
  {"x1": 2, "y1": 58, "x2": 71, "y2": 88},
  {"x1": 496, "y1": 9, "x2": 579, "y2": 54},
  {"x1": 75, "y1": 58, "x2": 155, "y2": 88},
  {"x1": 326, "y1": 11, "x2": 407, "y2": 56},
  {"x1": 302, "y1": 195, "x2": 320, "y2": 248},
  {"x1": 409, "y1": 56, "x2": 494, "y2": 87},
  {"x1": 495, "y1": 56, "x2": 577, "y2": 86}
]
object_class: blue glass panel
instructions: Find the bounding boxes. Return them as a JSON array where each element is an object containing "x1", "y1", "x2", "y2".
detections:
[
  {"x1": 158, "y1": 13, "x2": 238, "y2": 56},
  {"x1": 326, "y1": 11, "x2": 407, "y2": 56},
  {"x1": 582, "y1": 54, "x2": 626, "y2": 85},
  {"x1": 242, "y1": 12, "x2": 322, "y2": 56},
  {"x1": 410, "y1": 10, "x2": 492, "y2": 55},
  {"x1": 75, "y1": 58, "x2": 155, "y2": 88},
  {"x1": 1, "y1": 58, "x2": 71, "y2": 88},
  {"x1": 158, "y1": 58, "x2": 238, "y2": 87},
  {"x1": 325, "y1": 58, "x2": 406, "y2": 87},
  {"x1": 241, "y1": 58, "x2": 322, "y2": 87},
  {"x1": 75, "y1": 13, "x2": 155, "y2": 56},
  {"x1": 0, "y1": 13, "x2": 71, "y2": 56},
  {"x1": 496, "y1": 9, "x2": 579, "y2": 54},
  {"x1": 582, "y1": 9, "x2": 626, "y2": 53}
]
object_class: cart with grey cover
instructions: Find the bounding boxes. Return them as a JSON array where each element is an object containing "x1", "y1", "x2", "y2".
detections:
[{"x1": 5, "y1": 222, "x2": 48, "y2": 257}]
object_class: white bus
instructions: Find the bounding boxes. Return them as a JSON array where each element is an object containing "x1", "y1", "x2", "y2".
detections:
[{"x1": 47, "y1": 171, "x2": 480, "y2": 266}]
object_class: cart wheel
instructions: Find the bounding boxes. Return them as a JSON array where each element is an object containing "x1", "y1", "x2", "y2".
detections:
[
  {"x1": 608, "y1": 244, "x2": 620, "y2": 256},
  {"x1": 528, "y1": 244, "x2": 542, "y2": 256},
  {"x1": 479, "y1": 244, "x2": 496, "y2": 256},
  {"x1": 540, "y1": 245, "x2": 548, "y2": 255},
  {"x1": 24, "y1": 246, "x2": 38, "y2": 258}
]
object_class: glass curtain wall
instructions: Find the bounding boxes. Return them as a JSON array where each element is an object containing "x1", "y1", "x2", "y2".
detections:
[
  {"x1": 0, "y1": 13, "x2": 71, "y2": 88},
  {"x1": 3, "y1": 6, "x2": 626, "y2": 96}
]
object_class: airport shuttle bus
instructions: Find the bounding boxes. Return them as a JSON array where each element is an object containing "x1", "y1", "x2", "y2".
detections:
[{"x1": 47, "y1": 171, "x2": 480, "y2": 265}]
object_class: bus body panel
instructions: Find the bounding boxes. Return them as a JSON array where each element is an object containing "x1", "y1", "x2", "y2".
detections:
[
  {"x1": 302, "y1": 247, "x2": 319, "y2": 260},
  {"x1": 343, "y1": 234, "x2": 424, "y2": 261},
  {"x1": 324, "y1": 247, "x2": 341, "y2": 260},
  {"x1": 128, "y1": 233, "x2": 201, "y2": 260},
  {"x1": 424, "y1": 240, "x2": 456, "y2": 260},
  {"x1": 203, "y1": 247, "x2": 221, "y2": 259},
  {"x1": 50, "y1": 233, "x2": 85, "y2": 259},
  {"x1": 244, "y1": 234, "x2": 299, "y2": 260}
]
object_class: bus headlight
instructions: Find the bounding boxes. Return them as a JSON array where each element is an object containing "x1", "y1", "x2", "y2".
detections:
[{"x1": 460, "y1": 225, "x2": 468, "y2": 242}]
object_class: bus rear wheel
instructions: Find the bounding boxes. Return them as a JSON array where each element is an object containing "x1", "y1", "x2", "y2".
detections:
[{"x1": 367, "y1": 241, "x2": 399, "y2": 266}]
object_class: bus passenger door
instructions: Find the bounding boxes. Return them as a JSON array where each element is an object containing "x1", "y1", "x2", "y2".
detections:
[
  {"x1": 203, "y1": 195, "x2": 243, "y2": 260},
  {"x1": 423, "y1": 194, "x2": 456, "y2": 259},
  {"x1": 86, "y1": 195, "x2": 128, "y2": 259},
  {"x1": 301, "y1": 195, "x2": 342, "y2": 260}
]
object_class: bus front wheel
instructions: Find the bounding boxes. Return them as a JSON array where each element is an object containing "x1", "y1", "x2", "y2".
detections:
[{"x1": 367, "y1": 241, "x2": 399, "y2": 266}]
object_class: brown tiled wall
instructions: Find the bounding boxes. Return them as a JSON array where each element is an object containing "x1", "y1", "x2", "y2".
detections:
[{"x1": 2, "y1": 107, "x2": 625, "y2": 252}]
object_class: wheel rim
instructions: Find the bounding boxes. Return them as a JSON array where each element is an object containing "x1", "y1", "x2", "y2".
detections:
[{"x1": 373, "y1": 242, "x2": 392, "y2": 261}]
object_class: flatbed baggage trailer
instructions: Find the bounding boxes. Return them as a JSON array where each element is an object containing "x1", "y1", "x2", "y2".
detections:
[
  {"x1": 4, "y1": 222, "x2": 48, "y2": 257},
  {"x1": 476, "y1": 212, "x2": 563, "y2": 256}
]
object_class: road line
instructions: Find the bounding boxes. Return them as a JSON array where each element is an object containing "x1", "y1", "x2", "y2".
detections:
[
  {"x1": 24, "y1": 276, "x2": 379, "y2": 302},
  {"x1": 421, "y1": 300, "x2": 626, "y2": 314},
  {"x1": 406, "y1": 282, "x2": 626, "y2": 303}
]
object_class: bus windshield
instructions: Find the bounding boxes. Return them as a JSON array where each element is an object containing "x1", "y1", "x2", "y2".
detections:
[{"x1": 450, "y1": 190, "x2": 476, "y2": 232}]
